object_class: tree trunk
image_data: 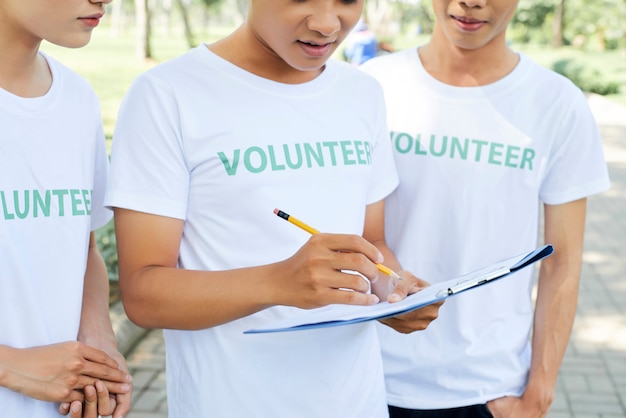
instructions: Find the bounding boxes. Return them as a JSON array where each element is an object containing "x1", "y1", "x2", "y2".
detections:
[
  {"x1": 552, "y1": 0, "x2": 565, "y2": 48},
  {"x1": 109, "y1": 0, "x2": 124, "y2": 37},
  {"x1": 234, "y1": 0, "x2": 248, "y2": 22},
  {"x1": 175, "y1": 0, "x2": 196, "y2": 48},
  {"x1": 135, "y1": 0, "x2": 152, "y2": 60}
]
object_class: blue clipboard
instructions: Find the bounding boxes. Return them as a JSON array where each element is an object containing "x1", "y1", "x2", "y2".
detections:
[{"x1": 244, "y1": 244, "x2": 554, "y2": 334}]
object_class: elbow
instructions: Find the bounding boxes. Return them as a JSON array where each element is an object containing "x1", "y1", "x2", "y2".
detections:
[
  {"x1": 118, "y1": 270, "x2": 160, "y2": 329},
  {"x1": 119, "y1": 291, "x2": 156, "y2": 329}
]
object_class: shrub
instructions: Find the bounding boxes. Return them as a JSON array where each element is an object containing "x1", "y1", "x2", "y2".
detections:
[
  {"x1": 96, "y1": 220, "x2": 119, "y2": 281},
  {"x1": 552, "y1": 59, "x2": 620, "y2": 95}
]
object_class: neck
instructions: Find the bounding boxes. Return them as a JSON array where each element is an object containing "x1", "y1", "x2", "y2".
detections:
[
  {"x1": 419, "y1": 25, "x2": 519, "y2": 87},
  {"x1": 0, "y1": 25, "x2": 49, "y2": 97},
  {"x1": 209, "y1": 25, "x2": 322, "y2": 85}
]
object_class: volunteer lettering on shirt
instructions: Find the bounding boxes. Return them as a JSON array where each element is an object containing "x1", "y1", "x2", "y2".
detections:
[
  {"x1": 1, "y1": 188, "x2": 93, "y2": 220},
  {"x1": 390, "y1": 131, "x2": 536, "y2": 170},
  {"x1": 218, "y1": 140, "x2": 372, "y2": 175}
]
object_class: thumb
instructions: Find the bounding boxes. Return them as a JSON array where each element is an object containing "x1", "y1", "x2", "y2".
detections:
[{"x1": 387, "y1": 271, "x2": 416, "y2": 302}]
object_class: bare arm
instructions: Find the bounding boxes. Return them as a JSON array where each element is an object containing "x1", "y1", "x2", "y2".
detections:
[
  {"x1": 526, "y1": 199, "x2": 586, "y2": 413},
  {"x1": 114, "y1": 208, "x2": 388, "y2": 330},
  {"x1": 0, "y1": 235, "x2": 130, "y2": 412},
  {"x1": 488, "y1": 198, "x2": 586, "y2": 418},
  {"x1": 69, "y1": 232, "x2": 131, "y2": 418}
]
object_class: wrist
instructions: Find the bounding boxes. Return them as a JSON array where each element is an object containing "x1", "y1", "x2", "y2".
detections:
[
  {"x1": 522, "y1": 381, "x2": 554, "y2": 413},
  {"x1": 264, "y1": 261, "x2": 293, "y2": 307},
  {"x1": 0, "y1": 359, "x2": 7, "y2": 389},
  {"x1": 79, "y1": 330, "x2": 118, "y2": 346},
  {"x1": 78, "y1": 331, "x2": 120, "y2": 357},
  {"x1": 0, "y1": 345, "x2": 19, "y2": 392}
]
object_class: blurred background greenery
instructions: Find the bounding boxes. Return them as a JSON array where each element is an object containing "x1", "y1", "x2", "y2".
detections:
[{"x1": 41, "y1": 0, "x2": 626, "y2": 283}]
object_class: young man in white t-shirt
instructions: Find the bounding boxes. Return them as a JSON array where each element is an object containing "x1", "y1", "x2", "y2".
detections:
[
  {"x1": 0, "y1": 0, "x2": 132, "y2": 417},
  {"x1": 105, "y1": 0, "x2": 441, "y2": 417},
  {"x1": 361, "y1": 0, "x2": 610, "y2": 417}
]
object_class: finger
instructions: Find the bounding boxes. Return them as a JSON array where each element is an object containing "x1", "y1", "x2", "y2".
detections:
[
  {"x1": 64, "y1": 389, "x2": 86, "y2": 404},
  {"x1": 330, "y1": 251, "x2": 380, "y2": 282},
  {"x1": 379, "y1": 317, "x2": 414, "y2": 334},
  {"x1": 80, "y1": 360, "x2": 131, "y2": 385},
  {"x1": 333, "y1": 270, "x2": 372, "y2": 294},
  {"x1": 407, "y1": 304, "x2": 441, "y2": 322},
  {"x1": 80, "y1": 345, "x2": 120, "y2": 370},
  {"x1": 112, "y1": 391, "x2": 132, "y2": 418},
  {"x1": 387, "y1": 272, "x2": 421, "y2": 302},
  {"x1": 83, "y1": 385, "x2": 98, "y2": 418},
  {"x1": 58, "y1": 402, "x2": 70, "y2": 416},
  {"x1": 299, "y1": 234, "x2": 380, "y2": 284},
  {"x1": 413, "y1": 277, "x2": 432, "y2": 288},
  {"x1": 68, "y1": 400, "x2": 83, "y2": 418},
  {"x1": 330, "y1": 287, "x2": 379, "y2": 306},
  {"x1": 382, "y1": 304, "x2": 442, "y2": 333},
  {"x1": 100, "y1": 379, "x2": 132, "y2": 396},
  {"x1": 321, "y1": 233, "x2": 385, "y2": 270},
  {"x1": 380, "y1": 314, "x2": 435, "y2": 333},
  {"x1": 95, "y1": 380, "x2": 116, "y2": 416}
]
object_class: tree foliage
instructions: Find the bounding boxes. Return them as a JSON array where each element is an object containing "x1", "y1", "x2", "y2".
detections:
[
  {"x1": 118, "y1": 0, "x2": 626, "y2": 61},
  {"x1": 511, "y1": 0, "x2": 626, "y2": 49}
]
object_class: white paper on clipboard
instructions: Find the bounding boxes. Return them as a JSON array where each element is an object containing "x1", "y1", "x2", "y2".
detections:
[{"x1": 245, "y1": 244, "x2": 554, "y2": 334}]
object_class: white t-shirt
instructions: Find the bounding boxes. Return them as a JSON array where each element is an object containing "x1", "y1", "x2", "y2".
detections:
[
  {"x1": 361, "y1": 49, "x2": 610, "y2": 409},
  {"x1": 106, "y1": 45, "x2": 398, "y2": 418},
  {"x1": 0, "y1": 53, "x2": 111, "y2": 417}
]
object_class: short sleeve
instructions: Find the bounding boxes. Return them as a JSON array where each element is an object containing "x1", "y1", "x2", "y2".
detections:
[
  {"x1": 539, "y1": 89, "x2": 610, "y2": 205},
  {"x1": 105, "y1": 74, "x2": 190, "y2": 220},
  {"x1": 90, "y1": 120, "x2": 113, "y2": 230},
  {"x1": 366, "y1": 81, "x2": 398, "y2": 204}
]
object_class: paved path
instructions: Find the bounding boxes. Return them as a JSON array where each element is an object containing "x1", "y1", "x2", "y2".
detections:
[
  {"x1": 547, "y1": 95, "x2": 626, "y2": 418},
  {"x1": 122, "y1": 94, "x2": 626, "y2": 418}
]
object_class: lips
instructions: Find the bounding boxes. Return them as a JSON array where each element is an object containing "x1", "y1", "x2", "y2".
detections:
[
  {"x1": 451, "y1": 15, "x2": 485, "y2": 31},
  {"x1": 79, "y1": 13, "x2": 104, "y2": 28},
  {"x1": 298, "y1": 40, "x2": 334, "y2": 58}
]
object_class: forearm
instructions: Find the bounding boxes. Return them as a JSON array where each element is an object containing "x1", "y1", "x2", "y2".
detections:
[
  {"x1": 525, "y1": 255, "x2": 581, "y2": 409},
  {"x1": 0, "y1": 345, "x2": 16, "y2": 391},
  {"x1": 0, "y1": 345, "x2": 37, "y2": 396},
  {"x1": 120, "y1": 263, "x2": 279, "y2": 330},
  {"x1": 524, "y1": 199, "x2": 586, "y2": 412},
  {"x1": 116, "y1": 208, "x2": 384, "y2": 330},
  {"x1": 78, "y1": 235, "x2": 117, "y2": 352}
]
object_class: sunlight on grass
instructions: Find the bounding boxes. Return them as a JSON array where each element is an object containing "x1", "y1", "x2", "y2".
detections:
[{"x1": 41, "y1": 25, "x2": 229, "y2": 142}]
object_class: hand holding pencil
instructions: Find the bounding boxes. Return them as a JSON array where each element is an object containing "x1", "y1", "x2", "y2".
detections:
[
  {"x1": 274, "y1": 209, "x2": 401, "y2": 281},
  {"x1": 269, "y1": 208, "x2": 396, "y2": 308},
  {"x1": 273, "y1": 208, "x2": 443, "y2": 331}
]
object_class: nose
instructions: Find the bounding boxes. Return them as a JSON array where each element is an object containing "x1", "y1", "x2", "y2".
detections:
[
  {"x1": 459, "y1": 0, "x2": 486, "y2": 8},
  {"x1": 307, "y1": 7, "x2": 341, "y2": 37}
]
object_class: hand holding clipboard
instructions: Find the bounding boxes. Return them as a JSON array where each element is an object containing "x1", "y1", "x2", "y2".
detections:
[{"x1": 245, "y1": 244, "x2": 554, "y2": 334}]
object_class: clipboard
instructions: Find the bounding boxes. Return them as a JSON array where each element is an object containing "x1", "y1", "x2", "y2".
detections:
[{"x1": 244, "y1": 244, "x2": 553, "y2": 334}]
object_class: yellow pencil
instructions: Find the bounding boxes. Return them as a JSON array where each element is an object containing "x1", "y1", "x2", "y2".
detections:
[{"x1": 273, "y1": 208, "x2": 401, "y2": 280}]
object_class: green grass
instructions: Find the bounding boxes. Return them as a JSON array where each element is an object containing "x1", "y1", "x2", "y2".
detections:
[{"x1": 41, "y1": 25, "x2": 227, "y2": 142}]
